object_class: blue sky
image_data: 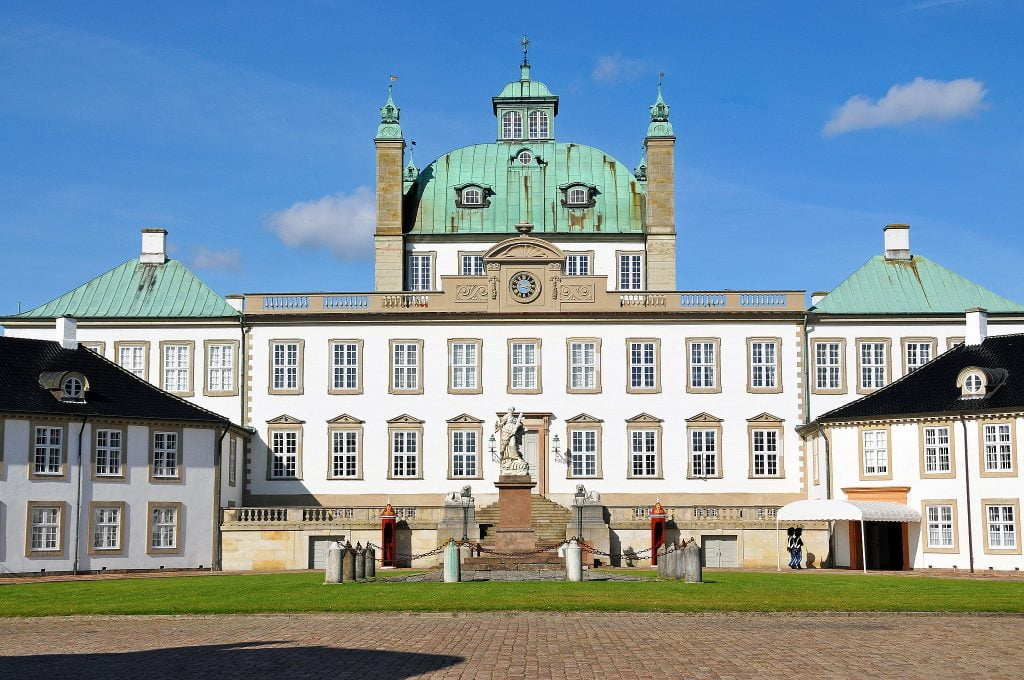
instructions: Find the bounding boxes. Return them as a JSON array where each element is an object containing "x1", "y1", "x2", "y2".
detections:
[{"x1": 2, "y1": 0, "x2": 1022, "y2": 313}]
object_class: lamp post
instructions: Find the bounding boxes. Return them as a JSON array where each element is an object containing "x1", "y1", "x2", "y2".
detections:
[
  {"x1": 573, "y1": 485, "x2": 586, "y2": 540},
  {"x1": 488, "y1": 434, "x2": 498, "y2": 462},
  {"x1": 459, "y1": 486, "x2": 473, "y2": 541}
]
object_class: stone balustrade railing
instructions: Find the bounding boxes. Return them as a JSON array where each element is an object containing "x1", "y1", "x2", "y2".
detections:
[{"x1": 222, "y1": 506, "x2": 443, "y2": 527}]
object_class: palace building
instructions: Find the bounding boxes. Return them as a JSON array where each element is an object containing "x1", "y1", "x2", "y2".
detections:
[{"x1": 2, "y1": 54, "x2": 1023, "y2": 572}]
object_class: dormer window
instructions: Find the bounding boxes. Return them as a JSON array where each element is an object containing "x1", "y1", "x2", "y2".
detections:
[
  {"x1": 463, "y1": 187, "x2": 482, "y2": 205},
  {"x1": 62, "y1": 376, "x2": 84, "y2": 401},
  {"x1": 561, "y1": 183, "x2": 596, "y2": 208},
  {"x1": 501, "y1": 111, "x2": 523, "y2": 139},
  {"x1": 965, "y1": 374, "x2": 983, "y2": 395},
  {"x1": 956, "y1": 366, "x2": 1006, "y2": 399},
  {"x1": 516, "y1": 149, "x2": 533, "y2": 166},
  {"x1": 455, "y1": 184, "x2": 492, "y2": 209},
  {"x1": 39, "y1": 370, "x2": 89, "y2": 403},
  {"x1": 528, "y1": 111, "x2": 549, "y2": 139}
]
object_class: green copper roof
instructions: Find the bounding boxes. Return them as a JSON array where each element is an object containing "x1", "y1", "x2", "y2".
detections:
[
  {"x1": 646, "y1": 80, "x2": 673, "y2": 138},
  {"x1": 496, "y1": 77, "x2": 555, "y2": 99},
  {"x1": 405, "y1": 142, "x2": 645, "y2": 235},
  {"x1": 810, "y1": 255, "x2": 1024, "y2": 314},
  {"x1": 14, "y1": 259, "x2": 240, "y2": 319},
  {"x1": 375, "y1": 84, "x2": 403, "y2": 140}
]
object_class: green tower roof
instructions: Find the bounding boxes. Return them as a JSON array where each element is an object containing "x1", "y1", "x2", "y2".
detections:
[
  {"x1": 12, "y1": 258, "x2": 240, "y2": 319},
  {"x1": 810, "y1": 255, "x2": 1024, "y2": 315}
]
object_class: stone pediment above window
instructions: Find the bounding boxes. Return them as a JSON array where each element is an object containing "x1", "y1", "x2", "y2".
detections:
[
  {"x1": 267, "y1": 414, "x2": 305, "y2": 425},
  {"x1": 746, "y1": 412, "x2": 784, "y2": 424},
  {"x1": 686, "y1": 412, "x2": 723, "y2": 424},
  {"x1": 327, "y1": 414, "x2": 364, "y2": 425},
  {"x1": 387, "y1": 414, "x2": 425, "y2": 425},
  {"x1": 454, "y1": 184, "x2": 494, "y2": 209},
  {"x1": 446, "y1": 413, "x2": 484, "y2": 424},
  {"x1": 559, "y1": 183, "x2": 598, "y2": 209},
  {"x1": 626, "y1": 412, "x2": 663, "y2": 424},
  {"x1": 484, "y1": 236, "x2": 566, "y2": 262},
  {"x1": 566, "y1": 413, "x2": 603, "y2": 424}
]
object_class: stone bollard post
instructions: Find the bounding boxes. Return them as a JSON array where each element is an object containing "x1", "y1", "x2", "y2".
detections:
[
  {"x1": 342, "y1": 541, "x2": 356, "y2": 582},
  {"x1": 672, "y1": 542, "x2": 686, "y2": 580},
  {"x1": 656, "y1": 542, "x2": 668, "y2": 578},
  {"x1": 683, "y1": 539, "x2": 703, "y2": 583},
  {"x1": 365, "y1": 545, "x2": 376, "y2": 578},
  {"x1": 355, "y1": 542, "x2": 366, "y2": 581},
  {"x1": 443, "y1": 539, "x2": 461, "y2": 583},
  {"x1": 663, "y1": 542, "x2": 676, "y2": 580},
  {"x1": 565, "y1": 539, "x2": 583, "y2": 582},
  {"x1": 324, "y1": 541, "x2": 343, "y2": 584}
]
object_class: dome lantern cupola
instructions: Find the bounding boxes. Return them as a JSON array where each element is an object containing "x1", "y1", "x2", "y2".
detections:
[
  {"x1": 376, "y1": 79, "x2": 403, "y2": 141},
  {"x1": 646, "y1": 72, "x2": 674, "y2": 138},
  {"x1": 492, "y1": 35, "x2": 558, "y2": 143}
]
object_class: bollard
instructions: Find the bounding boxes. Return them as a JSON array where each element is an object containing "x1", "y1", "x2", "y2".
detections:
[
  {"x1": 324, "y1": 541, "x2": 343, "y2": 584},
  {"x1": 365, "y1": 545, "x2": 376, "y2": 578},
  {"x1": 565, "y1": 539, "x2": 583, "y2": 582},
  {"x1": 671, "y1": 542, "x2": 686, "y2": 580},
  {"x1": 683, "y1": 539, "x2": 703, "y2": 583},
  {"x1": 443, "y1": 539, "x2": 461, "y2": 583},
  {"x1": 342, "y1": 541, "x2": 356, "y2": 582},
  {"x1": 355, "y1": 542, "x2": 366, "y2": 580},
  {"x1": 656, "y1": 542, "x2": 668, "y2": 578}
]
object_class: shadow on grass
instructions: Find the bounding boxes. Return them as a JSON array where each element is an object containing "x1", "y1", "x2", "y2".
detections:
[{"x1": 3, "y1": 641, "x2": 464, "y2": 679}]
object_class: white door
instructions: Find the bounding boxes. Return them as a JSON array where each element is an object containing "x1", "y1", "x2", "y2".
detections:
[
  {"x1": 524, "y1": 432, "x2": 540, "y2": 492},
  {"x1": 309, "y1": 536, "x2": 345, "y2": 569},
  {"x1": 701, "y1": 536, "x2": 738, "y2": 568}
]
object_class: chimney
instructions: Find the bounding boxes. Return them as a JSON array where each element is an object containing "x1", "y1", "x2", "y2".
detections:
[
  {"x1": 811, "y1": 291, "x2": 829, "y2": 306},
  {"x1": 140, "y1": 228, "x2": 168, "y2": 264},
  {"x1": 883, "y1": 224, "x2": 911, "y2": 261},
  {"x1": 56, "y1": 316, "x2": 77, "y2": 350},
  {"x1": 966, "y1": 307, "x2": 988, "y2": 346}
]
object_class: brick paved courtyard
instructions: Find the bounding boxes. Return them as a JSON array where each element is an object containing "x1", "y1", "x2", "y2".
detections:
[{"x1": 2, "y1": 612, "x2": 1022, "y2": 679}]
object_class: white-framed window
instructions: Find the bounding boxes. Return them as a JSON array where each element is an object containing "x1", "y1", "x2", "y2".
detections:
[
  {"x1": 391, "y1": 430, "x2": 419, "y2": 478},
  {"x1": 62, "y1": 376, "x2": 84, "y2": 400},
  {"x1": 517, "y1": 149, "x2": 533, "y2": 165},
  {"x1": 689, "y1": 341, "x2": 716, "y2": 390},
  {"x1": 630, "y1": 430, "x2": 658, "y2": 477},
  {"x1": 451, "y1": 430, "x2": 478, "y2": 478},
  {"x1": 690, "y1": 429, "x2": 718, "y2": 478},
  {"x1": 965, "y1": 373, "x2": 983, "y2": 395},
  {"x1": 331, "y1": 341, "x2": 360, "y2": 392},
  {"x1": 750, "y1": 340, "x2": 778, "y2": 389},
  {"x1": 859, "y1": 341, "x2": 887, "y2": 390},
  {"x1": 923, "y1": 426, "x2": 952, "y2": 473},
  {"x1": 987, "y1": 505, "x2": 1016, "y2": 549},
  {"x1": 461, "y1": 187, "x2": 482, "y2": 206},
  {"x1": 272, "y1": 342, "x2": 299, "y2": 391},
  {"x1": 331, "y1": 430, "x2": 359, "y2": 478},
  {"x1": 501, "y1": 110, "x2": 522, "y2": 139},
  {"x1": 570, "y1": 430, "x2": 597, "y2": 477},
  {"x1": 207, "y1": 343, "x2": 234, "y2": 392},
  {"x1": 407, "y1": 254, "x2": 432, "y2": 291},
  {"x1": 392, "y1": 342, "x2": 420, "y2": 391},
  {"x1": 569, "y1": 341, "x2": 597, "y2": 390},
  {"x1": 460, "y1": 254, "x2": 484, "y2": 275},
  {"x1": 565, "y1": 254, "x2": 591, "y2": 276},
  {"x1": 862, "y1": 429, "x2": 888, "y2": 476},
  {"x1": 270, "y1": 430, "x2": 298, "y2": 478},
  {"x1": 905, "y1": 341, "x2": 932, "y2": 373},
  {"x1": 815, "y1": 341, "x2": 842, "y2": 390},
  {"x1": 33, "y1": 426, "x2": 62, "y2": 475},
  {"x1": 751, "y1": 429, "x2": 780, "y2": 477},
  {"x1": 450, "y1": 341, "x2": 478, "y2": 390},
  {"x1": 510, "y1": 341, "x2": 538, "y2": 390},
  {"x1": 618, "y1": 253, "x2": 642, "y2": 290},
  {"x1": 95, "y1": 429, "x2": 123, "y2": 477},
  {"x1": 151, "y1": 506, "x2": 177, "y2": 549},
  {"x1": 629, "y1": 341, "x2": 657, "y2": 390},
  {"x1": 153, "y1": 431, "x2": 179, "y2": 478},
  {"x1": 983, "y1": 424, "x2": 1013, "y2": 472},
  {"x1": 567, "y1": 186, "x2": 588, "y2": 206},
  {"x1": 528, "y1": 110, "x2": 549, "y2": 138},
  {"x1": 118, "y1": 344, "x2": 146, "y2": 379},
  {"x1": 926, "y1": 505, "x2": 954, "y2": 548},
  {"x1": 30, "y1": 506, "x2": 60, "y2": 551},
  {"x1": 93, "y1": 507, "x2": 120, "y2": 550},
  {"x1": 162, "y1": 344, "x2": 190, "y2": 393}
]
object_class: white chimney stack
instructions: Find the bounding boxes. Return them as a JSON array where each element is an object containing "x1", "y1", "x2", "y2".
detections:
[
  {"x1": 966, "y1": 307, "x2": 988, "y2": 346},
  {"x1": 56, "y1": 316, "x2": 77, "y2": 350},
  {"x1": 810, "y1": 291, "x2": 829, "y2": 306},
  {"x1": 883, "y1": 223, "x2": 911, "y2": 261},
  {"x1": 140, "y1": 228, "x2": 168, "y2": 264}
]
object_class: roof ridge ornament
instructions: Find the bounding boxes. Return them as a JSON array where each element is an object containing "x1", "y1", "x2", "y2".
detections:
[
  {"x1": 520, "y1": 34, "x2": 531, "y2": 81},
  {"x1": 376, "y1": 75, "x2": 404, "y2": 141}
]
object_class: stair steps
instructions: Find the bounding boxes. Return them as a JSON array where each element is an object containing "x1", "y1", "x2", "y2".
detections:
[{"x1": 476, "y1": 495, "x2": 572, "y2": 545}]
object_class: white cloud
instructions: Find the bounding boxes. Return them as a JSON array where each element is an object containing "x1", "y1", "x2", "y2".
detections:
[
  {"x1": 899, "y1": 0, "x2": 972, "y2": 12},
  {"x1": 266, "y1": 187, "x2": 376, "y2": 261},
  {"x1": 192, "y1": 245, "x2": 241, "y2": 271},
  {"x1": 592, "y1": 53, "x2": 649, "y2": 83},
  {"x1": 824, "y1": 77, "x2": 988, "y2": 137}
]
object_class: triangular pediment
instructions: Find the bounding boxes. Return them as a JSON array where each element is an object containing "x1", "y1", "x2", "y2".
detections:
[
  {"x1": 387, "y1": 414, "x2": 425, "y2": 424},
  {"x1": 267, "y1": 414, "x2": 305, "y2": 425},
  {"x1": 327, "y1": 414, "x2": 364, "y2": 425},
  {"x1": 626, "y1": 412, "x2": 663, "y2": 424},
  {"x1": 686, "y1": 412, "x2": 723, "y2": 423},
  {"x1": 484, "y1": 236, "x2": 566, "y2": 262},
  {"x1": 566, "y1": 413, "x2": 603, "y2": 424},
  {"x1": 747, "y1": 412, "x2": 784, "y2": 424},
  {"x1": 446, "y1": 413, "x2": 484, "y2": 424}
]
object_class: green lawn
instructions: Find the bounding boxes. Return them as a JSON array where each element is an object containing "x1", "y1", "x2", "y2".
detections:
[{"x1": 2, "y1": 570, "x2": 1022, "y2": 617}]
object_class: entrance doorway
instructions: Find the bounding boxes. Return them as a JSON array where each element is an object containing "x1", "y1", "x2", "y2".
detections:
[
  {"x1": 849, "y1": 521, "x2": 907, "y2": 570},
  {"x1": 702, "y1": 535, "x2": 738, "y2": 567}
]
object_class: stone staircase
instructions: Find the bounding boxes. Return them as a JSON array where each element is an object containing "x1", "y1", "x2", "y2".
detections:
[{"x1": 476, "y1": 495, "x2": 571, "y2": 545}]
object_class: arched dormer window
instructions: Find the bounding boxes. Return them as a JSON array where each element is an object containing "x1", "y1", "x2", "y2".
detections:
[
  {"x1": 462, "y1": 187, "x2": 482, "y2": 205},
  {"x1": 501, "y1": 111, "x2": 523, "y2": 140},
  {"x1": 528, "y1": 111, "x2": 549, "y2": 139},
  {"x1": 956, "y1": 366, "x2": 1008, "y2": 399},
  {"x1": 62, "y1": 375, "x2": 84, "y2": 400},
  {"x1": 560, "y1": 183, "x2": 596, "y2": 208},
  {"x1": 455, "y1": 184, "x2": 492, "y2": 209},
  {"x1": 39, "y1": 370, "x2": 90, "y2": 403}
]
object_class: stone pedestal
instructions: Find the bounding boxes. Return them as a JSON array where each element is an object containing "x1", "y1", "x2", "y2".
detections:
[{"x1": 493, "y1": 474, "x2": 537, "y2": 553}]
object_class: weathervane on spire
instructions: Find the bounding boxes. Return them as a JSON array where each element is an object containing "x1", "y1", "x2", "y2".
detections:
[{"x1": 520, "y1": 34, "x2": 530, "y2": 66}]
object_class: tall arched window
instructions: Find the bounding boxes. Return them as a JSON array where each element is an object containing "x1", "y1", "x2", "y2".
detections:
[
  {"x1": 528, "y1": 111, "x2": 549, "y2": 139},
  {"x1": 501, "y1": 111, "x2": 523, "y2": 139}
]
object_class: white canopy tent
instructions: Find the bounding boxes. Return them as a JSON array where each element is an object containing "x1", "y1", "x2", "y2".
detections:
[{"x1": 775, "y1": 499, "x2": 922, "y2": 572}]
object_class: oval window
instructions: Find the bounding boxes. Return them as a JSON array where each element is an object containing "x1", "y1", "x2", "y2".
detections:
[
  {"x1": 517, "y1": 150, "x2": 533, "y2": 166},
  {"x1": 62, "y1": 376, "x2": 83, "y2": 400}
]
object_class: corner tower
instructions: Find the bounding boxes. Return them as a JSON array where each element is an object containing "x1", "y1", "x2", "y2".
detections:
[
  {"x1": 374, "y1": 83, "x2": 405, "y2": 291},
  {"x1": 643, "y1": 76, "x2": 677, "y2": 291}
]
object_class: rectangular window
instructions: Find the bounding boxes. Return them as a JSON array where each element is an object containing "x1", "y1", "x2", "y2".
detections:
[
  {"x1": 33, "y1": 426, "x2": 63, "y2": 475},
  {"x1": 689, "y1": 340, "x2": 717, "y2": 390},
  {"x1": 451, "y1": 430, "x2": 478, "y2": 478},
  {"x1": 459, "y1": 254, "x2": 484, "y2": 276},
  {"x1": 151, "y1": 506, "x2": 177, "y2": 549},
  {"x1": 569, "y1": 340, "x2": 598, "y2": 391},
  {"x1": 450, "y1": 341, "x2": 479, "y2": 391},
  {"x1": 814, "y1": 341, "x2": 843, "y2": 391},
  {"x1": 207, "y1": 343, "x2": 234, "y2": 392},
  {"x1": 271, "y1": 342, "x2": 300, "y2": 392},
  {"x1": 618, "y1": 253, "x2": 642, "y2": 290},
  {"x1": 630, "y1": 430, "x2": 658, "y2": 477},
  {"x1": 859, "y1": 341, "x2": 887, "y2": 390},
  {"x1": 570, "y1": 430, "x2": 598, "y2": 477},
  {"x1": 566, "y1": 254, "x2": 591, "y2": 276},
  {"x1": 923, "y1": 426, "x2": 952, "y2": 474},
  {"x1": 271, "y1": 430, "x2": 298, "y2": 478},
  {"x1": 92, "y1": 507, "x2": 121, "y2": 550},
  {"x1": 331, "y1": 341, "x2": 360, "y2": 392},
  {"x1": 162, "y1": 343, "x2": 190, "y2": 393},
  {"x1": 331, "y1": 430, "x2": 359, "y2": 478},
  {"x1": 987, "y1": 505, "x2": 1016, "y2": 549},
  {"x1": 407, "y1": 254, "x2": 432, "y2": 291},
  {"x1": 118, "y1": 344, "x2": 147, "y2": 379},
  {"x1": 95, "y1": 429, "x2": 123, "y2": 477},
  {"x1": 926, "y1": 505, "x2": 954, "y2": 548},
  {"x1": 751, "y1": 429, "x2": 780, "y2": 477},
  {"x1": 30, "y1": 506, "x2": 60, "y2": 551},
  {"x1": 391, "y1": 341, "x2": 421, "y2": 392},
  {"x1": 629, "y1": 341, "x2": 657, "y2": 391},
  {"x1": 983, "y1": 424, "x2": 1014, "y2": 472},
  {"x1": 152, "y1": 431, "x2": 179, "y2": 479},
  {"x1": 749, "y1": 340, "x2": 778, "y2": 390},
  {"x1": 905, "y1": 341, "x2": 933, "y2": 373},
  {"x1": 228, "y1": 439, "x2": 237, "y2": 487},
  {"x1": 510, "y1": 341, "x2": 539, "y2": 391},
  {"x1": 391, "y1": 431, "x2": 419, "y2": 477},
  {"x1": 690, "y1": 429, "x2": 718, "y2": 478},
  {"x1": 862, "y1": 429, "x2": 889, "y2": 476}
]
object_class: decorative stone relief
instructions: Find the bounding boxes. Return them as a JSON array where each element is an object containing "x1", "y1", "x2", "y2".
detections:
[{"x1": 455, "y1": 285, "x2": 488, "y2": 302}]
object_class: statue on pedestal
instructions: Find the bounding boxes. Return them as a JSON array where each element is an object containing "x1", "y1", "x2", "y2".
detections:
[{"x1": 495, "y1": 407, "x2": 528, "y2": 475}]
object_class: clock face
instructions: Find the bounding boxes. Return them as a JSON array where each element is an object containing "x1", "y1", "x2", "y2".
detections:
[{"x1": 509, "y1": 271, "x2": 540, "y2": 302}]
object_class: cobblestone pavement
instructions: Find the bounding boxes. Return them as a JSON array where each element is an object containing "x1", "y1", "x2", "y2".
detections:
[{"x1": 2, "y1": 612, "x2": 1022, "y2": 679}]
